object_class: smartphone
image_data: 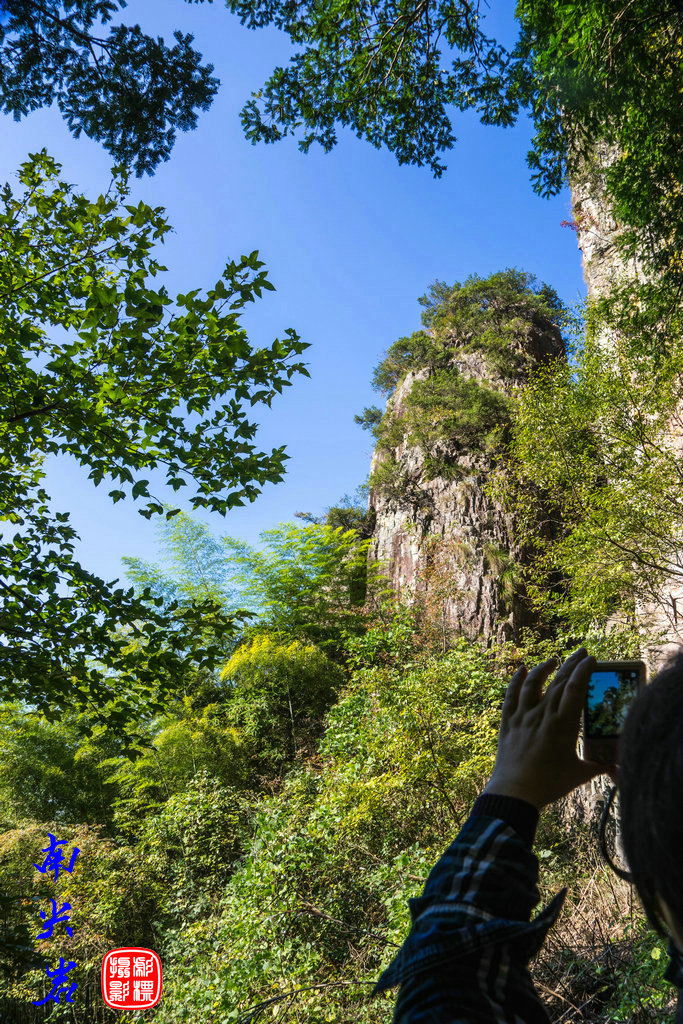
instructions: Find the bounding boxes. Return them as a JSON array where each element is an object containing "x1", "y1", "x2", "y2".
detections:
[{"x1": 582, "y1": 660, "x2": 647, "y2": 765}]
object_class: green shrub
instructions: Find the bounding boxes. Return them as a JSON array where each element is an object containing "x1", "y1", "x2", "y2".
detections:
[
  {"x1": 137, "y1": 769, "x2": 251, "y2": 921},
  {"x1": 368, "y1": 367, "x2": 512, "y2": 492},
  {"x1": 354, "y1": 405, "x2": 384, "y2": 439},
  {"x1": 405, "y1": 368, "x2": 511, "y2": 457},
  {"x1": 369, "y1": 269, "x2": 564, "y2": 396},
  {"x1": 0, "y1": 823, "x2": 160, "y2": 1016},
  {"x1": 152, "y1": 639, "x2": 509, "y2": 1022},
  {"x1": 367, "y1": 454, "x2": 415, "y2": 504},
  {"x1": 221, "y1": 636, "x2": 346, "y2": 774}
]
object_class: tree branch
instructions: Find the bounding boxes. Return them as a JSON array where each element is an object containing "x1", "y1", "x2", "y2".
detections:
[{"x1": 4, "y1": 401, "x2": 63, "y2": 425}]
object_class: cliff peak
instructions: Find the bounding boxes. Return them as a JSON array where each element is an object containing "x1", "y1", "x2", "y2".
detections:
[{"x1": 362, "y1": 268, "x2": 565, "y2": 646}]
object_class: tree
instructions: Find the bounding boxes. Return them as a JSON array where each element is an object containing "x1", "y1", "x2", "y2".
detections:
[
  {"x1": 513, "y1": 0, "x2": 683, "y2": 293},
  {"x1": 219, "y1": 522, "x2": 375, "y2": 653},
  {"x1": 0, "y1": 0, "x2": 219, "y2": 175},
  {"x1": 100, "y1": 701, "x2": 253, "y2": 838},
  {"x1": 156, "y1": 638, "x2": 509, "y2": 1022},
  {"x1": 229, "y1": 0, "x2": 516, "y2": 179},
  {"x1": 359, "y1": 268, "x2": 564, "y2": 490},
  {"x1": 220, "y1": 635, "x2": 345, "y2": 771},
  {"x1": 215, "y1": 0, "x2": 537, "y2": 192},
  {"x1": 365, "y1": 269, "x2": 564, "y2": 396},
  {"x1": 0, "y1": 701, "x2": 122, "y2": 829},
  {"x1": 295, "y1": 483, "x2": 376, "y2": 540},
  {"x1": 489, "y1": 299, "x2": 683, "y2": 646},
  {"x1": 125, "y1": 512, "x2": 378, "y2": 657},
  {"x1": 0, "y1": 151, "x2": 309, "y2": 729},
  {"x1": 123, "y1": 506, "x2": 249, "y2": 616},
  {"x1": 226, "y1": 0, "x2": 682, "y2": 294}
]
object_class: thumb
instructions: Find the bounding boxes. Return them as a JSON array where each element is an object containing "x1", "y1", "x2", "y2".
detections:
[{"x1": 580, "y1": 760, "x2": 613, "y2": 785}]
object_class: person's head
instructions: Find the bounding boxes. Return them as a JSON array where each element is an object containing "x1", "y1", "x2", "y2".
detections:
[{"x1": 618, "y1": 651, "x2": 683, "y2": 948}]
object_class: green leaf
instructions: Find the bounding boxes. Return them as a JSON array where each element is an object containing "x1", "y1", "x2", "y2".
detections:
[
  {"x1": 0, "y1": 152, "x2": 306, "y2": 723},
  {"x1": 132, "y1": 480, "x2": 150, "y2": 500}
]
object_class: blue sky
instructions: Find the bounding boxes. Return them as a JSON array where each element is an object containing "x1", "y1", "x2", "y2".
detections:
[
  {"x1": 2, "y1": 0, "x2": 586, "y2": 586},
  {"x1": 587, "y1": 671, "x2": 622, "y2": 707},
  {"x1": 586, "y1": 670, "x2": 640, "y2": 733}
]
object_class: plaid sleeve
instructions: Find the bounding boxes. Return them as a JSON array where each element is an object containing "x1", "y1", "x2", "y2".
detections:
[{"x1": 372, "y1": 793, "x2": 568, "y2": 1024}]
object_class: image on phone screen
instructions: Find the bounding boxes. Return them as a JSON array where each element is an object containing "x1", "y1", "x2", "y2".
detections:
[{"x1": 586, "y1": 669, "x2": 640, "y2": 738}]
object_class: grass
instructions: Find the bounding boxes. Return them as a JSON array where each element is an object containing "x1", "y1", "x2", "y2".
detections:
[{"x1": 529, "y1": 810, "x2": 678, "y2": 1022}]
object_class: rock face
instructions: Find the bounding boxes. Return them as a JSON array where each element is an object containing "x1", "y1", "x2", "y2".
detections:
[
  {"x1": 561, "y1": 144, "x2": 683, "y2": 852},
  {"x1": 367, "y1": 144, "x2": 675, "y2": 669},
  {"x1": 367, "y1": 317, "x2": 564, "y2": 647},
  {"x1": 364, "y1": 146, "x2": 677, "y2": 860},
  {"x1": 570, "y1": 141, "x2": 644, "y2": 299},
  {"x1": 571, "y1": 144, "x2": 683, "y2": 673}
]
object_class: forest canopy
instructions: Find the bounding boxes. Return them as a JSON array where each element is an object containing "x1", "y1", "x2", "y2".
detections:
[{"x1": 0, "y1": 0, "x2": 219, "y2": 175}]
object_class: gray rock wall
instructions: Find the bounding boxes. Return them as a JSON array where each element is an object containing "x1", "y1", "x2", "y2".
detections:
[
  {"x1": 570, "y1": 144, "x2": 683, "y2": 674},
  {"x1": 571, "y1": 141, "x2": 644, "y2": 298},
  {"x1": 367, "y1": 321, "x2": 564, "y2": 646}
]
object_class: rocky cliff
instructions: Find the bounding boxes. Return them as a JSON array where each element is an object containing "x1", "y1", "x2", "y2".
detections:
[
  {"x1": 571, "y1": 143, "x2": 683, "y2": 673},
  {"x1": 362, "y1": 170, "x2": 674, "y2": 850},
  {"x1": 570, "y1": 141, "x2": 644, "y2": 299},
  {"x1": 366, "y1": 150, "x2": 683, "y2": 671},
  {"x1": 366, "y1": 277, "x2": 565, "y2": 647}
]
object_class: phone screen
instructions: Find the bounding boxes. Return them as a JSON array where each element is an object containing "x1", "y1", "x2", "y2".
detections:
[{"x1": 585, "y1": 668, "x2": 641, "y2": 738}]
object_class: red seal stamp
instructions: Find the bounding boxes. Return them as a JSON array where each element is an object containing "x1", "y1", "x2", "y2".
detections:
[{"x1": 101, "y1": 947, "x2": 162, "y2": 1009}]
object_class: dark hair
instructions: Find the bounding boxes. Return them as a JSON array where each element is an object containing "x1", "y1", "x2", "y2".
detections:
[{"x1": 618, "y1": 653, "x2": 683, "y2": 940}]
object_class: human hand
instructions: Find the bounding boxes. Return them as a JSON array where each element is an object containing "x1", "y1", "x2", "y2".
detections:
[{"x1": 482, "y1": 649, "x2": 619, "y2": 811}]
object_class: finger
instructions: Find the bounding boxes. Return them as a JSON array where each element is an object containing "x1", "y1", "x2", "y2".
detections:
[
  {"x1": 555, "y1": 655, "x2": 596, "y2": 717},
  {"x1": 553, "y1": 647, "x2": 588, "y2": 683},
  {"x1": 501, "y1": 664, "x2": 528, "y2": 722},
  {"x1": 516, "y1": 657, "x2": 558, "y2": 712},
  {"x1": 545, "y1": 648, "x2": 588, "y2": 697},
  {"x1": 577, "y1": 758, "x2": 610, "y2": 786}
]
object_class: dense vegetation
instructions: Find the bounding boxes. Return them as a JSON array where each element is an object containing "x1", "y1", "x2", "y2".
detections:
[
  {"x1": 1, "y1": 1, "x2": 682, "y2": 1022},
  {"x1": 356, "y1": 269, "x2": 564, "y2": 489},
  {"x1": 0, "y1": 508, "x2": 673, "y2": 1021},
  {"x1": 491, "y1": 297, "x2": 683, "y2": 643}
]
